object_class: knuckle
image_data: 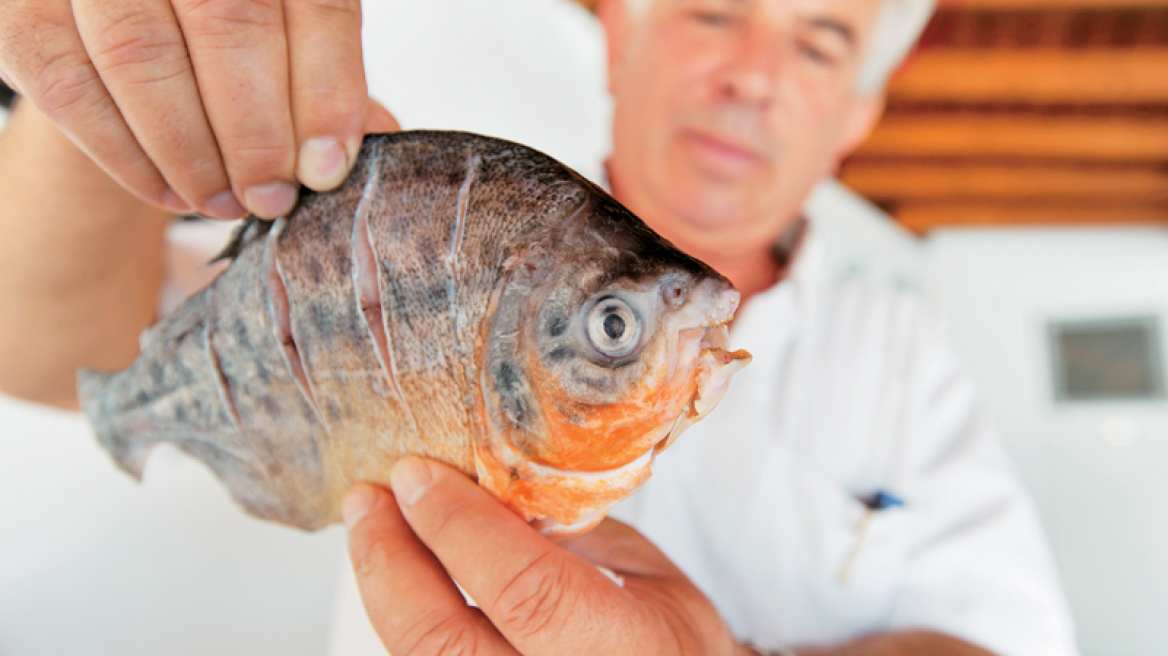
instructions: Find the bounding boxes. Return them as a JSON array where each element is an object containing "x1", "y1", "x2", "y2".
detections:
[
  {"x1": 348, "y1": 532, "x2": 394, "y2": 583},
  {"x1": 175, "y1": 0, "x2": 283, "y2": 43},
  {"x1": 87, "y1": 19, "x2": 191, "y2": 87},
  {"x1": 294, "y1": 87, "x2": 366, "y2": 137},
  {"x1": 223, "y1": 141, "x2": 296, "y2": 181},
  {"x1": 34, "y1": 51, "x2": 104, "y2": 118},
  {"x1": 494, "y1": 553, "x2": 576, "y2": 642},
  {"x1": 401, "y1": 613, "x2": 483, "y2": 656}
]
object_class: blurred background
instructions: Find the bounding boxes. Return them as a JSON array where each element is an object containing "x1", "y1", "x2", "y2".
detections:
[{"x1": 0, "y1": 0, "x2": 1164, "y2": 655}]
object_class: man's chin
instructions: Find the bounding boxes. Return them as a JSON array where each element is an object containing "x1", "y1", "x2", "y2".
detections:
[
  {"x1": 666, "y1": 186, "x2": 762, "y2": 230},
  {"x1": 649, "y1": 198, "x2": 760, "y2": 256}
]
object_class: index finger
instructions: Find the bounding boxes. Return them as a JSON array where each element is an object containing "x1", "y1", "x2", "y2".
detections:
[
  {"x1": 389, "y1": 458, "x2": 673, "y2": 655},
  {"x1": 171, "y1": 0, "x2": 298, "y2": 218}
]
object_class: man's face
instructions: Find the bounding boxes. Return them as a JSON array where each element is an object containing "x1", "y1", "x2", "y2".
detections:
[{"x1": 602, "y1": 0, "x2": 884, "y2": 261}]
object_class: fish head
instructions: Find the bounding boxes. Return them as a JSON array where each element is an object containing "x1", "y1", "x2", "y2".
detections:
[{"x1": 475, "y1": 191, "x2": 751, "y2": 534}]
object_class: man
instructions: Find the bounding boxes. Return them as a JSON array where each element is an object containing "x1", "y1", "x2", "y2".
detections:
[{"x1": 0, "y1": 0, "x2": 1077, "y2": 654}]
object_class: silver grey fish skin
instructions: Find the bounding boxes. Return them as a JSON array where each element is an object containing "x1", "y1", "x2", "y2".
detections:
[{"x1": 79, "y1": 131, "x2": 747, "y2": 532}]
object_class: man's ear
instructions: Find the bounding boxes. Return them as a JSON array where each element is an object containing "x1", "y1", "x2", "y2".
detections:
[
  {"x1": 831, "y1": 93, "x2": 885, "y2": 171},
  {"x1": 597, "y1": 0, "x2": 633, "y2": 96}
]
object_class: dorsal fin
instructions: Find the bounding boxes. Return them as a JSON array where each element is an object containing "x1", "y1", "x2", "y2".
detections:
[{"x1": 211, "y1": 217, "x2": 276, "y2": 264}]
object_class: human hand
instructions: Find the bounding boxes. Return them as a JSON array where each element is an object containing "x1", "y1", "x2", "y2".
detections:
[
  {"x1": 342, "y1": 457, "x2": 754, "y2": 656},
  {"x1": 0, "y1": 0, "x2": 398, "y2": 220}
]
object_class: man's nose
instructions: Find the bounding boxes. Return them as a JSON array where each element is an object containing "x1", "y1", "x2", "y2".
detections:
[{"x1": 717, "y1": 26, "x2": 781, "y2": 105}]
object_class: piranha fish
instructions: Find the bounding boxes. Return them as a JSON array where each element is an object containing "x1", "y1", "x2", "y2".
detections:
[{"x1": 79, "y1": 131, "x2": 751, "y2": 535}]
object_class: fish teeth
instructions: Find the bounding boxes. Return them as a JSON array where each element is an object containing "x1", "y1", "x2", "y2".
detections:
[{"x1": 702, "y1": 315, "x2": 733, "y2": 329}]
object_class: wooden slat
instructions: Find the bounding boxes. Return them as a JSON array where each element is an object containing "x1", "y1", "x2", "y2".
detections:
[
  {"x1": 894, "y1": 200, "x2": 1168, "y2": 232},
  {"x1": 890, "y1": 48, "x2": 1168, "y2": 103},
  {"x1": 854, "y1": 114, "x2": 1168, "y2": 162},
  {"x1": 840, "y1": 162, "x2": 1168, "y2": 201}
]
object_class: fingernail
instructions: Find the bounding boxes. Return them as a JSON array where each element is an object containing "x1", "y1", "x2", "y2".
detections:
[
  {"x1": 342, "y1": 485, "x2": 378, "y2": 530},
  {"x1": 160, "y1": 188, "x2": 192, "y2": 214},
  {"x1": 243, "y1": 181, "x2": 298, "y2": 218},
  {"x1": 389, "y1": 457, "x2": 432, "y2": 507},
  {"x1": 297, "y1": 137, "x2": 349, "y2": 191},
  {"x1": 204, "y1": 190, "x2": 247, "y2": 220}
]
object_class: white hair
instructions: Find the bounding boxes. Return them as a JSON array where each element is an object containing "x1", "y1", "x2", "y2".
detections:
[{"x1": 621, "y1": 0, "x2": 936, "y2": 95}]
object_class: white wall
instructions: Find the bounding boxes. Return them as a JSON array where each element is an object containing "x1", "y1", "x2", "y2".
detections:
[{"x1": 926, "y1": 227, "x2": 1168, "y2": 656}]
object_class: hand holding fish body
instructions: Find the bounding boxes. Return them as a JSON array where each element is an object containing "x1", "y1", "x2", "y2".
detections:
[{"x1": 80, "y1": 132, "x2": 751, "y2": 534}]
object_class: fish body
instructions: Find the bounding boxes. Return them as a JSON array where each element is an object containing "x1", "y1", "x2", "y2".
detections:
[{"x1": 80, "y1": 131, "x2": 750, "y2": 534}]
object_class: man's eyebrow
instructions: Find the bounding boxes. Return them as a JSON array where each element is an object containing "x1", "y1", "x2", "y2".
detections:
[{"x1": 808, "y1": 17, "x2": 856, "y2": 47}]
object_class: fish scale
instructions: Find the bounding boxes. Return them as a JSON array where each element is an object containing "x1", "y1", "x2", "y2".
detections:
[{"x1": 80, "y1": 131, "x2": 751, "y2": 533}]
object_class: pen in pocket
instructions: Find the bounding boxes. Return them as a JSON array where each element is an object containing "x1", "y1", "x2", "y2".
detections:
[{"x1": 839, "y1": 491, "x2": 904, "y2": 584}]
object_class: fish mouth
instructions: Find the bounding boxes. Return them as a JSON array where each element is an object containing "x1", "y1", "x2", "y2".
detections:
[{"x1": 656, "y1": 283, "x2": 752, "y2": 454}]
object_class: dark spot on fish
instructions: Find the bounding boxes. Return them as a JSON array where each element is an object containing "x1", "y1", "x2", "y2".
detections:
[
  {"x1": 192, "y1": 397, "x2": 205, "y2": 415},
  {"x1": 545, "y1": 346, "x2": 573, "y2": 363},
  {"x1": 495, "y1": 361, "x2": 529, "y2": 424},
  {"x1": 172, "y1": 358, "x2": 194, "y2": 383},
  {"x1": 149, "y1": 361, "x2": 165, "y2": 385},
  {"x1": 259, "y1": 395, "x2": 280, "y2": 416},
  {"x1": 134, "y1": 390, "x2": 150, "y2": 407},
  {"x1": 254, "y1": 358, "x2": 271, "y2": 384},
  {"x1": 417, "y1": 233, "x2": 440, "y2": 258},
  {"x1": 575, "y1": 374, "x2": 613, "y2": 393},
  {"x1": 544, "y1": 314, "x2": 567, "y2": 338},
  {"x1": 326, "y1": 400, "x2": 342, "y2": 423},
  {"x1": 309, "y1": 302, "x2": 333, "y2": 338},
  {"x1": 232, "y1": 318, "x2": 253, "y2": 352},
  {"x1": 510, "y1": 468, "x2": 520, "y2": 482},
  {"x1": 172, "y1": 326, "x2": 195, "y2": 344},
  {"x1": 335, "y1": 253, "x2": 351, "y2": 278},
  {"x1": 305, "y1": 258, "x2": 324, "y2": 285},
  {"x1": 496, "y1": 362, "x2": 520, "y2": 393},
  {"x1": 510, "y1": 396, "x2": 529, "y2": 424},
  {"x1": 174, "y1": 404, "x2": 188, "y2": 423}
]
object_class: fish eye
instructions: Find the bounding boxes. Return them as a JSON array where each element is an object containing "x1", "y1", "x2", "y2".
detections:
[{"x1": 586, "y1": 297, "x2": 641, "y2": 359}]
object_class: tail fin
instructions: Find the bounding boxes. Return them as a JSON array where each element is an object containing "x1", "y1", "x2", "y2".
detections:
[{"x1": 77, "y1": 367, "x2": 154, "y2": 480}]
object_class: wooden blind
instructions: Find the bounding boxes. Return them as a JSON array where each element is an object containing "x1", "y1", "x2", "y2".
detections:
[{"x1": 842, "y1": 1, "x2": 1168, "y2": 232}]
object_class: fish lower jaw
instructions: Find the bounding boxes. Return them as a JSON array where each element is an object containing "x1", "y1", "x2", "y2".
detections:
[{"x1": 692, "y1": 346, "x2": 751, "y2": 418}]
